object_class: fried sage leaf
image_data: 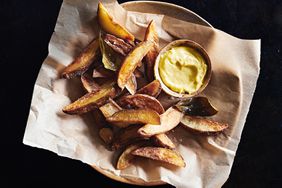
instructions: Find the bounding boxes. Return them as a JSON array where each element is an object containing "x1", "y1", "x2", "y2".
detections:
[
  {"x1": 136, "y1": 80, "x2": 161, "y2": 98},
  {"x1": 118, "y1": 94, "x2": 165, "y2": 114},
  {"x1": 132, "y1": 147, "x2": 186, "y2": 167},
  {"x1": 107, "y1": 109, "x2": 160, "y2": 128},
  {"x1": 97, "y1": 2, "x2": 134, "y2": 41},
  {"x1": 138, "y1": 107, "x2": 184, "y2": 137},
  {"x1": 116, "y1": 142, "x2": 146, "y2": 170},
  {"x1": 62, "y1": 38, "x2": 99, "y2": 79},
  {"x1": 153, "y1": 133, "x2": 175, "y2": 149},
  {"x1": 62, "y1": 83, "x2": 119, "y2": 114},
  {"x1": 175, "y1": 97, "x2": 218, "y2": 116},
  {"x1": 117, "y1": 41, "x2": 154, "y2": 89},
  {"x1": 181, "y1": 115, "x2": 228, "y2": 133},
  {"x1": 144, "y1": 20, "x2": 159, "y2": 82},
  {"x1": 99, "y1": 32, "x2": 120, "y2": 71}
]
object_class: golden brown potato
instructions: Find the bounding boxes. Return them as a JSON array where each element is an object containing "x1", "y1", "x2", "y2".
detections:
[
  {"x1": 99, "y1": 98, "x2": 122, "y2": 118},
  {"x1": 125, "y1": 74, "x2": 137, "y2": 95},
  {"x1": 81, "y1": 74, "x2": 100, "y2": 93},
  {"x1": 116, "y1": 142, "x2": 146, "y2": 170},
  {"x1": 99, "y1": 127, "x2": 114, "y2": 144},
  {"x1": 132, "y1": 147, "x2": 185, "y2": 167},
  {"x1": 118, "y1": 94, "x2": 165, "y2": 114},
  {"x1": 138, "y1": 107, "x2": 184, "y2": 137},
  {"x1": 92, "y1": 109, "x2": 107, "y2": 129},
  {"x1": 62, "y1": 38, "x2": 99, "y2": 79},
  {"x1": 97, "y1": 2, "x2": 134, "y2": 41},
  {"x1": 117, "y1": 41, "x2": 154, "y2": 90},
  {"x1": 153, "y1": 133, "x2": 175, "y2": 149},
  {"x1": 144, "y1": 20, "x2": 159, "y2": 81},
  {"x1": 180, "y1": 115, "x2": 228, "y2": 133},
  {"x1": 112, "y1": 125, "x2": 145, "y2": 150},
  {"x1": 106, "y1": 109, "x2": 160, "y2": 128},
  {"x1": 136, "y1": 80, "x2": 161, "y2": 98},
  {"x1": 62, "y1": 83, "x2": 119, "y2": 114}
]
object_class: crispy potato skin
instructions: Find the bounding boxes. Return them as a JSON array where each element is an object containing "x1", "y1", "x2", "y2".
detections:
[
  {"x1": 62, "y1": 38, "x2": 99, "y2": 79},
  {"x1": 180, "y1": 115, "x2": 229, "y2": 133},
  {"x1": 153, "y1": 134, "x2": 175, "y2": 149},
  {"x1": 116, "y1": 142, "x2": 145, "y2": 170},
  {"x1": 97, "y1": 2, "x2": 134, "y2": 41},
  {"x1": 132, "y1": 147, "x2": 185, "y2": 167},
  {"x1": 62, "y1": 84, "x2": 119, "y2": 114},
  {"x1": 106, "y1": 109, "x2": 161, "y2": 127},
  {"x1": 81, "y1": 74, "x2": 101, "y2": 93},
  {"x1": 99, "y1": 128, "x2": 114, "y2": 144},
  {"x1": 103, "y1": 34, "x2": 134, "y2": 56},
  {"x1": 138, "y1": 107, "x2": 184, "y2": 137},
  {"x1": 117, "y1": 41, "x2": 154, "y2": 89},
  {"x1": 92, "y1": 109, "x2": 107, "y2": 129},
  {"x1": 92, "y1": 66, "x2": 115, "y2": 78},
  {"x1": 144, "y1": 21, "x2": 159, "y2": 82},
  {"x1": 136, "y1": 80, "x2": 161, "y2": 98},
  {"x1": 112, "y1": 125, "x2": 145, "y2": 150},
  {"x1": 118, "y1": 94, "x2": 165, "y2": 114}
]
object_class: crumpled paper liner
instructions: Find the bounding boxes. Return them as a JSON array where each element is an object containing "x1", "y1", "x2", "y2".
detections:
[{"x1": 23, "y1": 0, "x2": 260, "y2": 187}]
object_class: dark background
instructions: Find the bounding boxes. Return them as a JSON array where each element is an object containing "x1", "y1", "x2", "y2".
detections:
[{"x1": 1, "y1": 0, "x2": 282, "y2": 187}]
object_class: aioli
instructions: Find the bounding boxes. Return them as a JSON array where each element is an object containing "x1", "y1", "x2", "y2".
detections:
[{"x1": 159, "y1": 46, "x2": 207, "y2": 94}]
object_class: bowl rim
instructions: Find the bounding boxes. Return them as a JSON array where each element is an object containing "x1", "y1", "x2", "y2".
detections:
[{"x1": 154, "y1": 39, "x2": 212, "y2": 98}]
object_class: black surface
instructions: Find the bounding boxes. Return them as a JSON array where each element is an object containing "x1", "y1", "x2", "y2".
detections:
[{"x1": 2, "y1": 0, "x2": 282, "y2": 187}]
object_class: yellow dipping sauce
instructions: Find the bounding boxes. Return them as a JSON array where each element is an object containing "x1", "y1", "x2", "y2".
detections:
[{"x1": 159, "y1": 46, "x2": 207, "y2": 94}]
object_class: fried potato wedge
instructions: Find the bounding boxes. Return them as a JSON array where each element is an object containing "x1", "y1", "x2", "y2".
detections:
[
  {"x1": 62, "y1": 84, "x2": 119, "y2": 114},
  {"x1": 107, "y1": 109, "x2": 160, "y2": 128},
  {"x1": 92, "y1": 66, "x2": 115, "y2": 78},
  {"x1": 62, "y1": 38, "x2": 99, "y2": 79},
  {"x1": 117, "y1": 41, "x2": 154, "y2": 89},
  {"x1": 98, "y1": 2, "x2": 134, "y2": 41},
  {"x1": 125, "y1": 74, "x2": 137, "y2": 95},
  {"x1": 112, "y1": 125, "x2": 145, "y2": 150},
  {"x1": 181, "y1": 115, "x2": 228, "y2": 133},
  {"x1": 116, "y1": 142, "x2": 146, "y2": 170},
  {"x1": 81, "y1": 74, "x2": 100, "y2": 93},
  {"x1": 138, "y1": 107, "x2": 184, "y2": 137},
  {"x1": 92, "y1": 109, "x2": 107, "y2": 129},
  {"x1": 118, "y1": 94, "x2": 165, "y2": 114},
  {"x1": 132, "y1": 147, "x2": 185, "y2": 167},
  {"x1": 99, "y1": 98, "x2": 122, "y2": 118},
  {"x1": 153, "y1": 133, "x2": 175, "y2": 149},
  {"x1": 136, "y1": 80, "x2": 161, "y2": 98},
  {"x1": 144, "y1": 20, "x2": 159, "y2": 81},
  {"x1": 103, "y1": 33, "x2": 134, "y2": 56},
  {"x1": 99, "y1": 127, "x2": 114, "y2": 144}
]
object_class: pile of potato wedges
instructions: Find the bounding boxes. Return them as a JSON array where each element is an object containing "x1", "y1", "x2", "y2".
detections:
[{"x1": 61, "y1": 2, "x2": 228, "y2": 170}]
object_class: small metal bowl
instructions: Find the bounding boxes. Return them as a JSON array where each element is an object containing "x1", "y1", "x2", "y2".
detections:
[{"x1": 154, "y1": 39, "x2": 212, "y2": 98}]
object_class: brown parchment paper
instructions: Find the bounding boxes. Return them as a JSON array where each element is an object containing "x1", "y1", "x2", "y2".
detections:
[{"x1": 23, "y1": 0, "x2": 260, "y2": 187}]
